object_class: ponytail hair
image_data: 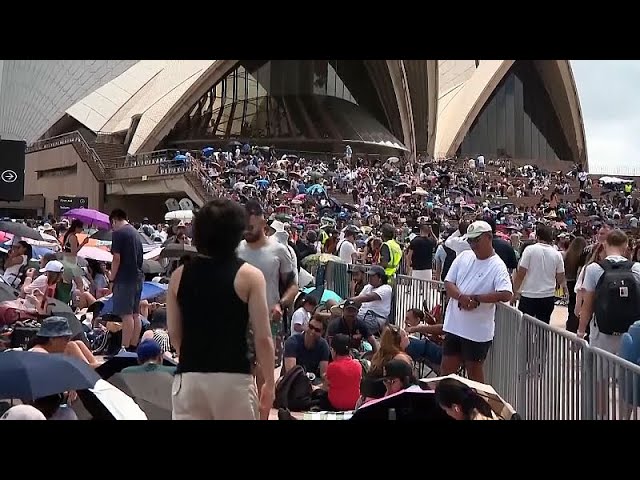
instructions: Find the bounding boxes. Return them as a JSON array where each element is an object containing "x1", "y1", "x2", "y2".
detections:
[{"x1": 434, "y1": 378, "x2": 493, "y2": 420}]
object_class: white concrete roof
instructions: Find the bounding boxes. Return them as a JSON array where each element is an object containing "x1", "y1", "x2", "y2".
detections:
[
  {"x1": 0, "y1": 60, "x2": 137, "y2": 143},
  {"x1": 66, "y1": 60, "x2": 216, "y2": 154},
  {"x1": 434, "y1": 60, "x2": 587, "y2": 167}
]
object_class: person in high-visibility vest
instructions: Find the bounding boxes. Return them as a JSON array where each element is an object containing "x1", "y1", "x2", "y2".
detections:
[
  {"x1": 625, "y1": 183, "x2": 632, "y2": 195},
  {"x1": 379, "y1": 223, "x2": 402, "y2": 278}
]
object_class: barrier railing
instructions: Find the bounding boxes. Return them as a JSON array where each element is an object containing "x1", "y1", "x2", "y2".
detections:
[
  {"x1": 320, "y1": 264, "x2": 640, "y2": 419},
  {"x1": 585, "y1": 346, "x2": 640, "y2": 420},
  {"x1": 516, "y1": 312, "x2": 588, "y2": 420}
]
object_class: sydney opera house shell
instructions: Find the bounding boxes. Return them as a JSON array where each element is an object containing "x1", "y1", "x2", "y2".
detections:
[
  {"x1": 13, "y1": 59, "x2": 586, "y2": 219},
  {"x1": 0, "y1": 60, "x2": 137, "y2": 143}
]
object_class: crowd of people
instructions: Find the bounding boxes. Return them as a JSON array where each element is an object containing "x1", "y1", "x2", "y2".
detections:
[{"x1": 2, "y1": 142, "x2": 640, "y2": 421}]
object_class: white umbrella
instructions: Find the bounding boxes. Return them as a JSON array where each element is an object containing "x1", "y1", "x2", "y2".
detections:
[
  {"x1": 143, "y1": 247, "x2": 163, "y2": 260},
  {"x1": 88, "y1": 379, "x2": 148, "y2": 420},
  {"x1": 165, "y1": 210, "x2": 194, "y2": 222},
  {"x1": 387, "y1": 156, "x2": 400, "y2": 163}
]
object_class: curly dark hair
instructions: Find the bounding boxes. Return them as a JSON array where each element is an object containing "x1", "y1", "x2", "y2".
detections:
[{"x1": 193, "y1": 198, "x2": 247, "y2": 257}]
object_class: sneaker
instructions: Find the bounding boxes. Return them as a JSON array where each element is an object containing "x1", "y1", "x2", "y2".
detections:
[{"x1": 277, "y1": 408, "x2": 296, "y2": 421}]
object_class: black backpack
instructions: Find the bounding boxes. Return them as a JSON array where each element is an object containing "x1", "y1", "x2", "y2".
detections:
[
  {"x1": 274, "y1": 365, "x2": 313, "y2": 412},
  {"x1": 442, "y1": 245, "x2": 457, "y2": 280},
  {"x1": 594, "y1": 260, "x2": 640, "y2": 335}
]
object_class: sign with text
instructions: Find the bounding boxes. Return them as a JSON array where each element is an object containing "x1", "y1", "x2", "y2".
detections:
[
  {"x1": 56, "y1": 196, "x2": 88, "y2": 218},
  {"x1": 0, "y1": 139, "x2": 26, "y2": 202}
]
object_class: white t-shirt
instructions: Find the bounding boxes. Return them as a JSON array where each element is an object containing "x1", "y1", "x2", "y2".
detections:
[
  {"x1": 444, "y1": 230, "x2": 471, "y2": 255},
  {"x1": 23, "y1": 274, "x2": 48, "y2": 296},
  {"x1": 3, "y1": 255, "x2": 27, "y2": 286},
  {"x1": 443, "y1": 250, "x2": 513, "y2": 342},
  {"x1": 519, "y1": 243, "x2": 564, "y2": 298},
  {"x1": 358, "y1": 283, "x2": 393, "y2": 319},
  {"x1": 290, "y1": 306, "x2": 311, "y2": 333},
  {"x1": 338, "y1": 239, "x2": 357, "y2": 264}
]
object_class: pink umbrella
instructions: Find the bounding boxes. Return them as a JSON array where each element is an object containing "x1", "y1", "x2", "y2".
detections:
[
  {"x1": 77, "y1": 246, "x2": 113, "y2": 263},
  {"x1": 294, "y1": 194, "x2": 306, "y2": 201},
  {"x1": 62, "y1": 208, "x2": 110, "y2": 230}
]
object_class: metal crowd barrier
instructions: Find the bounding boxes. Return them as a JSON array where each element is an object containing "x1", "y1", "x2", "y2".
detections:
[
  {"x1": 392, "y1": 275, "x2": 443, "y2": 330},
  {"x1": 317, "y1": 266, "x2": 640, "y2": 420}
]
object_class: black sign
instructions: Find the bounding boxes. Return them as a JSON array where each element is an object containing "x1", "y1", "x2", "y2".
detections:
[
  {"x1": 57, "y1": 196, "x2": 88, "y2": 218},
  {"x1": 0, "y1": 139, "x2": 25, "y2": 202}
]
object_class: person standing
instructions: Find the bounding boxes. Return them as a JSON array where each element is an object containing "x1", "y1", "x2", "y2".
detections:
[
  {"x1": 338, "y1": 228, "x2": 359, "y2": 264},
  {"x1": 167, "y1": 198, "x2": 275, "y2": 420},
  {"x1": 512, "y1": 223, "x2": 567, "y2": 325},
  {"x1": 407, "y1": 221, "x2": 437, "y2": 281},
  {"x1": 378, "y1": 224, "x2": 403, "y2": 280},
  {"x1": 109, "y1": 209, "x2": 144, "y2": 352},
  {"x1": 237, "y1": 200, "x2": 298, "y2": 390},
  {"x1": 441, "y1": 221, "x2": 513, "y2": 383}
]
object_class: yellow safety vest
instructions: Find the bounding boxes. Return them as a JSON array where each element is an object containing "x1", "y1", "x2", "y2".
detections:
[
  {"x1": 383, "y1": 239, "x2": 403, "y2": 278},
  {"x1": 625, "y1": 184, "x2": 632, "y2": 194}
]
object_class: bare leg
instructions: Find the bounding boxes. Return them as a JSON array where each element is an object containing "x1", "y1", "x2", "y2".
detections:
[
  {"x1": 96, "y1": 288, "x2": 111, "y2": 299},
  {"x1": 78, "y1": 291, "x2": 97, "y2": 310},
  {"x1": 121, "y1": 313, "x2": 134, "y2": 348},
  {"x1": 131, "y1": 313, "x2": 142, "y2": 347},
  {"x1": 139, "y1": 300, "x2": 150, "y2": 319},
  {"x1": 464, "y1": 361, "x2": 485, "y2": 383},
  {"x1": 65, "y1": 341, "x2": 100, "y2": 368},
  {"x1": 440, "y1": 354, "x2": 462, "y2": 376}
]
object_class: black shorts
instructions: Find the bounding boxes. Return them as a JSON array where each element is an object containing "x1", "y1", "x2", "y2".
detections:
[{"x1": 442, "y1": 332, "x2": 492, "y2": 362}]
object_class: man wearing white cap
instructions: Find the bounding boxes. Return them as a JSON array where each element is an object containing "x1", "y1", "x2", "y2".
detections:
[{"x1": 441, "y1": 221, "x2": 513, "y2": 383}]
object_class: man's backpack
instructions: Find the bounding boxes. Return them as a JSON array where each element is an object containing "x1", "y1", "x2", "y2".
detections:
[
  {"x1": 594, "y1": 260, "x2": 640, "y2": 335},
  {"x1": 442, "y1": 245, "x2": 456, "y2": 280},
  {"x1": 273, "y1": 365, "x2": 313, "y2": 412}
]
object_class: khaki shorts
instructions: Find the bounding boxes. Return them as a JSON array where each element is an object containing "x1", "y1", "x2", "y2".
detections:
[
  {"x1": 172, "y1": 372, "x2": 259, "y2": 420},
  {"x1": 589, "y1": 319, "x2": 622, "y2": 355}
]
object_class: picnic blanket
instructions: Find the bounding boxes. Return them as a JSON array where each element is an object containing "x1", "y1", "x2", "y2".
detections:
[{"x1": 268, "y1": 408, "x2": 354, "y2": 420}]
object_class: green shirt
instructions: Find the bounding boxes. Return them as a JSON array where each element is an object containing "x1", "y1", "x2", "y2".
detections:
[{"x1": 121, "y1": 363, "x2": 177, "y2": 375}]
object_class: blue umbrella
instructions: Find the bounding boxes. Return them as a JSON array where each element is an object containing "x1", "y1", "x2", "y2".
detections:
[
  {"x1": 99, "y1": 282, "x2": 168, "y2": 316},
  {"x1": 0, "y1": 242, "x2": 53, "y2": 259},
  {"x1": 202, "y1": 147, "x2": 214, "y2": 157},
  {"x1": 306, "y1": 184, "x2": 325, "y2": 196},
  {"x1": 174, "y1": 154, "x2": 187, "y2": 162},
  {"x1": 302, "y1": 287, "x2": 342, "y2": 304},
  {"x1": 0, "y1": 351, "x2": 100, "y2": 401},
  {"x1": 256, "y1": 179, "x2": 269, "y2": 188}
]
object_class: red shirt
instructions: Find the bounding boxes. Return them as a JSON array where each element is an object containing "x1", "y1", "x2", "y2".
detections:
[{"x1": 327, "y1": 356, "x2": 362, "y2": 411}]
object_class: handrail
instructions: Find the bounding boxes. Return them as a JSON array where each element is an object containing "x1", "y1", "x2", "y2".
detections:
[{"x1": 26, "y1": 130, "x2": 107, "y2": 180}]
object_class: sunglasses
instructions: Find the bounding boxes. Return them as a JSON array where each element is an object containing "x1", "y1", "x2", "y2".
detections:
[
  {"x1": 308, "y1": 324, "x2": 323, "y2": 333},
  {"x1": 466, "y1": 235, "x2": 486, "y2": 245},
  {"x1": 383, "y1": 378, "x2": 399, "y2": 386}
]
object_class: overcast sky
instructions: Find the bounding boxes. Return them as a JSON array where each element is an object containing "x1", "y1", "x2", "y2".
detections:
[{"x1": 571, "y1": 60, "x2": 640, "y2": 176}]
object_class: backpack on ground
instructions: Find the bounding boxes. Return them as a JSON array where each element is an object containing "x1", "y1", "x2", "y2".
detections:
[
  {"x1": 594, "y1": 260, "x2": 640, "y2": 335},
  {"x1": 274, "y1": 365, "x2": 313, "y2": 412}
]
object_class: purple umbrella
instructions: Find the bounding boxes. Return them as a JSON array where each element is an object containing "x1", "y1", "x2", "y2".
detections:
[{"x1": 62, "y1": 208, "x2": 111, "y2": 230}]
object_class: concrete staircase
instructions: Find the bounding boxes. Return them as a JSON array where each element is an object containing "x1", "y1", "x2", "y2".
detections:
[{"x1": 90, "y1": 142, "x2": 127, "y2": 169}]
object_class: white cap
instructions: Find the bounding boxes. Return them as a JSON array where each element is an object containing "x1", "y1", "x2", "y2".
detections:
[
  {"x1": 40, "y1": 260, "x2": 64, "y2": 273},
  {"x1": 462, "y1": 221, "x2": 493, "y2": 241},
  {"x1": 1, "y1": 405, "x2": 46, "y2": 420},
  {"x1": 269, "y1": 220, "x2": 286, "y2": 233}
]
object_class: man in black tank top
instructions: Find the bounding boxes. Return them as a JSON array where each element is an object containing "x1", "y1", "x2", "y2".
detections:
[{"x1": 167, "y1": 199, "x2": 276, "y2": 420}]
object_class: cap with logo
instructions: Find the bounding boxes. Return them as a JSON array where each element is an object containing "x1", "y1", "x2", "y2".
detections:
[{"x1": 461, "y1": 221, "x2": 492, "y2": 241}]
